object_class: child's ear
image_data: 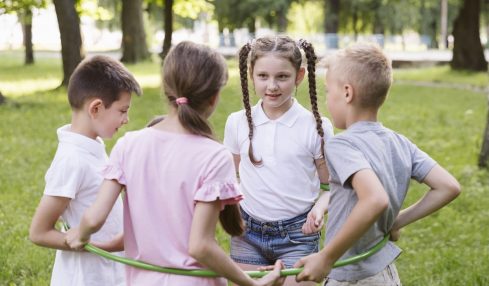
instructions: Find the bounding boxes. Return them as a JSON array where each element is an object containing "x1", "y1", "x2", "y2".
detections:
[
  {"x1": 295, "y1": 67, "x2": 306, "y2": 85},
  {"x1": 344, "y1": 84, "x2": 354, "y2": 103},
  {"x1": 88, "y1": 99, "x2": 104, "y2": 118}
]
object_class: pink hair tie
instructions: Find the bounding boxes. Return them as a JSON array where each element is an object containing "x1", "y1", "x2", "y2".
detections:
[{"x1": 175, "y1": 97, "x2": 188, "y2": 105}]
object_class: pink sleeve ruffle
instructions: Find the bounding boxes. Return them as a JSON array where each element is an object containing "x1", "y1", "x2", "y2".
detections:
[
  {"x1": 102, "y1": 164, "x2": 126, "y2": 186},
  {"x1": 194, "y1": 182, "x2": 243, "y2": 210}
]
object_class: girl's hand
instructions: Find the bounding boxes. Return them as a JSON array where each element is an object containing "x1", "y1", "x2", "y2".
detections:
[
  {"x1": 254, "y1": 260, "x2": 286, "y2": 286},
  {"x1": 302, "y1": 207, "x2": 324, "y2": 235},
  {"x1": 65, "y1": 227, "x2": 88, "y2": 251}
]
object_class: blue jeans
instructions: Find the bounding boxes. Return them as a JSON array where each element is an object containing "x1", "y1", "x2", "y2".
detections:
[{"x1": 230, "y1": 209, "x2": 320, "y2": 268}]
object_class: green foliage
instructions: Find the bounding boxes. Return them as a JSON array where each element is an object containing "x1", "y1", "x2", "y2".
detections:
[
  {"x1": 287, "y1": 1, "x2": 323, "y2": 34},
  {"x1": 0, "y1": 51, "x2": 488, "y2": 285}
]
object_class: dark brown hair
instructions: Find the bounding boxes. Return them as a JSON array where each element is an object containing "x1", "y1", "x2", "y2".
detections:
[
  {"x1": 68, "y1": 55, "x2": 141, "y2": 110},
  {"x1": 238, "y1": 36, "x2": 325, "y2": 166},
  {"x1": 163, "y1": 41, "x2": 243, "y2": 236}
]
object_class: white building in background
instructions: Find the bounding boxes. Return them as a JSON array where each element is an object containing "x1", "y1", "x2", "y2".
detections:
[{"x1": 0, "y1": 5, "x2": 122, "y2": 51}]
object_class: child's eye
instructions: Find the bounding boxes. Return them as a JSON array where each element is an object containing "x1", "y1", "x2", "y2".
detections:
[
  {"x1": 257, "y1": 73, "x2": 267, "y2": 78},
  {"x1": 278, "y1": 74, "x2": 290, "y2": 80}
]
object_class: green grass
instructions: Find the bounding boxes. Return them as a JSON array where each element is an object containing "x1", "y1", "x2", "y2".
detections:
[
  {"x1": 1, "y1": 52, "x2": 488, "y2": 285},
  {"x1": 394, "y1": 65, "x2": 488, "y2": 88}
]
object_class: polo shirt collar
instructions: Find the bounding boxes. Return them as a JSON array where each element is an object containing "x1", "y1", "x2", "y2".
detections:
[
  {"x1": 253, "y1": 98, "x2": 300, "y2": 127},
  {"x1": 57, "y1": 124, "x2": 106, "y2": 158}
]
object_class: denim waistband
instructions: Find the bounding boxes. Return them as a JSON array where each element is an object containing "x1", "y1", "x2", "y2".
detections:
[{"x1": 241, "y1": 209, "x2": 309, "y2": 235}]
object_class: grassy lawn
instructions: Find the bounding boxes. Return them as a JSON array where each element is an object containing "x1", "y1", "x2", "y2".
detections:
[{"x1": 1, "y1": 52, "x2": 488, "y2": 285}]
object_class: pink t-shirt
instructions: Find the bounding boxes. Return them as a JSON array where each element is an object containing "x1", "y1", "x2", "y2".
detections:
[{"x1": 104, "y1": 128, "x2": 242, "y2": 286}]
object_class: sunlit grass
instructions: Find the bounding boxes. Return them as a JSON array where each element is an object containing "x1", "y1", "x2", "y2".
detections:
[{"x1": 394, "y1": 65, "x2": 488, "y2": 88}]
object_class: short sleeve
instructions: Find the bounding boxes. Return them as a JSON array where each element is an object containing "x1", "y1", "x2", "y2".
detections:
[
  {"x1": 409, "y1": 142, "x2": 437, "y2": 182},
  {"x1": 44, "y1": 156, "x2": 84, "y2": 198},
  {"x1": 103, "y1": 137, "x2": 127, "y2": 186},
  {"x1": 326, "y1": 137, "x2": 371, "y2": 186},
  {"x1": 194, "y1": 148, "x2": 242, "y2": 209},
  {"x1": 223, "y1": 113, "x2": 240, "y2": 155}
]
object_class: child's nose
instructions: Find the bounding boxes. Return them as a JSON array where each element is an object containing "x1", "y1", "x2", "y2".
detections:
[
  {"x1": 267, "y1": 80, "x2": 279, "y2": 91},
  {"x1": 122, "y1": 115, "x2": 129, "y2": 124}
]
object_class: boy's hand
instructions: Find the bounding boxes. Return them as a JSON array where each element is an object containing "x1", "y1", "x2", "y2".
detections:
[
  {"x1": 389, "y1": 228, "x2": 401, "y2": 241},
  {"x1": 294, "y1": 252, "x2": 332, "y2": 283},
  {"x1": 65, "y1": 227, "x2": 88, "y2": 251},
  {"x1": 302, "y1": 207, "x2": 325, "y2": 235}
]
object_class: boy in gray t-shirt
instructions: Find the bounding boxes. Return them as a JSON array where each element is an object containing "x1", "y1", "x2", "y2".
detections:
[{"x1": 294, "y1": 43, "x2": 461, "y2": 285}]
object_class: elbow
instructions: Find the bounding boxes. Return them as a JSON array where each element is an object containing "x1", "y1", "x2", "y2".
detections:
[
  {"x1": 373, "y1": 191, "x2": 389, "y2": 215},
  {"x1": 29, "y1": 229, "x2": 42, "y2": 246},
  {"x1": 188, "y1": 240, "x2": 210, "y2": 262},
  {"x1": 447, "y1": 179, "x2": 462, "y2": 200}
]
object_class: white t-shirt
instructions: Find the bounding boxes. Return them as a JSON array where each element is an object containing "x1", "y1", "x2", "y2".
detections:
[
  {"x1": 224, "y1": 99, "x2": 334, "y2": 221},
  {"x1": 44, "y1": 124, "x2": 124, "y2": 286}
]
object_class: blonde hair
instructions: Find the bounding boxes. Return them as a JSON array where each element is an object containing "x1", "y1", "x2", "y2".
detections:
[{"x1": 325, "y1": 42, "x2": 392, "y2": 109}]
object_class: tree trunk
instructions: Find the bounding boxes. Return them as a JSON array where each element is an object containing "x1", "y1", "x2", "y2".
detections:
[
  {"x1": 160, "y1": 0, "x2": 173, "y2": 62},
  {"x1": 21, "y1": 8, "x2": 34, "y2": 65},
  {"x1": 53, "y1": 0, "x2": 84, "y2": 86},
  {"x1": 479, "y1": 98, "x2": 489, "y2": 168},
  {"x1": 450, "y1": 0, "x2": 487, "y2": 71},
  {"x1": 324, "y1": 0, "x2": 340, "y2": 49},
  {"x1": 121, "y1": 0, "x2": 150, "y2": 63},
  {"x1": 0, "y1": 91, "x2": 6, "y2": 105},
  {"x1": 277, "y1": 7, "x2": 287, "y2": 33}
]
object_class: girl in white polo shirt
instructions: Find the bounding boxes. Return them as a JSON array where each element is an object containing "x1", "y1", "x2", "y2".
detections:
[{"x1": 224, "y1": 36, "x2": 334, "y2": 286}]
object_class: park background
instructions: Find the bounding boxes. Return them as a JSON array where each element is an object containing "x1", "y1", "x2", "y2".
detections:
[{"x1": 1, "y1": 0, "x2": 489, "y2": 285}]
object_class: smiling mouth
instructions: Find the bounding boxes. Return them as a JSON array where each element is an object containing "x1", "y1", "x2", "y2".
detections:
[{"x1": 266, "y1": 94, "x2": 281, "y2": 98}]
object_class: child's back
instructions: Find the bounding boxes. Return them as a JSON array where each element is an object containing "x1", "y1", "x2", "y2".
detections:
[
  {"x1": 325, "y1": 121, "x2": 436, "y2": 280},
  {"x1": 106, "y1": 127, "x2": 239, "y2": 285}
]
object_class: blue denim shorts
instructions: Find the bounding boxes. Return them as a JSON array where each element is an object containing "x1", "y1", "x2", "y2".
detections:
[{"x1": 230, "y1": 209, "x2": 320, "y2": 268}]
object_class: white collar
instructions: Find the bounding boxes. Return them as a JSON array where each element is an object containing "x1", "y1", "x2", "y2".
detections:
[
  {"x1": 57, "y1": 124, "x2": 106, "y2": 158},
  {"x1": 253, "y1": 98, "x2": 300, "y2": 127}
]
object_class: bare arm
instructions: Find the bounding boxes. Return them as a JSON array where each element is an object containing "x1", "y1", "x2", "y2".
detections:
[
  {"x1": 189, "y1": 201, "x2": 284, "y2": 286},
  {"x1": 91, "y1": 232, "x2": 124, "y2": 252},
  {"x1": 302, "y1": 157, "x2": 331, "y2": 234},
  {"x1": 391, "y1": 165, "x2": 461, "y2": 239},
  {"x1": 65, "y1": 180, "x2": 123, "y2": 249},
  {"x1": 295, "y1": 169, "x2": 389, "y2": 282},
  {"x1": 29, "y1": 195, "x2": 71, "y2": 250},
  {"x1": 232, "y1": 154, "x2": 241, "y2": 182}
]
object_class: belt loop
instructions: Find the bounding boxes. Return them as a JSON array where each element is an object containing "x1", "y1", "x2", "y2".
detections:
[
  {"x1": 247, "y1": 215, "x2": 252, "y2": 230},
  {"x1": 278, "y1": 220, "x2": 286, "y2": 237}
]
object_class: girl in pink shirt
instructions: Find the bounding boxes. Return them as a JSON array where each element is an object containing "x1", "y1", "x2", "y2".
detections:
[{"x1": 65, "y1": 41, "x2": 285, "y2": 286}]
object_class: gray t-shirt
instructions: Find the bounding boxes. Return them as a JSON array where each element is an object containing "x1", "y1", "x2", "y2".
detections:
[{"x1": 325, "y1": 121, "x2": 436, "y2": 281}]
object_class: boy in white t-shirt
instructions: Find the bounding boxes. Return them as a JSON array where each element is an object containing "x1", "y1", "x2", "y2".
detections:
[{"x1": 29, "y1": 55, "x2": 141, "y2": 286}]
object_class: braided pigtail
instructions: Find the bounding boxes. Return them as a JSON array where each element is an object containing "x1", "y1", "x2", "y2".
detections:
[
  {"x1": 239, "y1": 43, "x2": 262, "y2": 166},
  {"x1": 299, "y1": 39, "x2": 325, "y2": 159}
]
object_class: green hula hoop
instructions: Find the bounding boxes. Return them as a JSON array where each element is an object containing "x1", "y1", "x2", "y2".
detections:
[{"x1": 83, "y1": 235, "x2": 389, "y2": 278}]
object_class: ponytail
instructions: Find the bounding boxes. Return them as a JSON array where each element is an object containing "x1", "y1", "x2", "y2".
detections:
[{"x1": 219, "y1": 204, "x2": 244, "y2": 236}]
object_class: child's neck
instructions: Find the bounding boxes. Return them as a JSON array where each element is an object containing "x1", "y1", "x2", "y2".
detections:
[
  {"x1": 345, "y1": 108, "x2": 378, "y2": 129},
  {"x1": 70, "y1": 112, "x2": 98, "y2": 140},
  {"x1": 152, "y1": 112, "x2": 191, "y2": 134}
]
